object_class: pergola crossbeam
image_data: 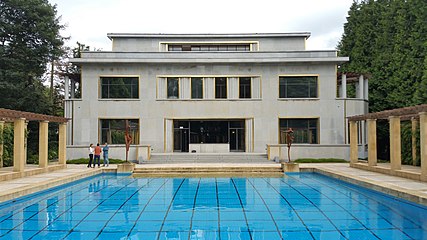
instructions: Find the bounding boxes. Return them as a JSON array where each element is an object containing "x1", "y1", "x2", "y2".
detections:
[
  {"x1": 348, "y1": 104, "x2": 427, "y2": 121},
  {"x1": 0, "y1": 108, "x2": 69, "y2": 123}
]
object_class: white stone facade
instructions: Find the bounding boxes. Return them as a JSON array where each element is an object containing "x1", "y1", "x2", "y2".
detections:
[{"x1": 66, "y1": 33, "x2": 368, "y2": 161}]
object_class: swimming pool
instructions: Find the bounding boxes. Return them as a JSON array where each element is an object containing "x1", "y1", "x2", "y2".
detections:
[{"x1": 0, "y1": 173, "x2": 426, "y2": 240}]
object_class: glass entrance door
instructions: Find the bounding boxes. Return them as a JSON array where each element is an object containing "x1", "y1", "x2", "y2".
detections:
[
  {"x1": 229, "y1": 128, "x2": 245, "y2": 152},
  {"x1": 174, "y1": 129, "x2": 189, "y2": 152}
]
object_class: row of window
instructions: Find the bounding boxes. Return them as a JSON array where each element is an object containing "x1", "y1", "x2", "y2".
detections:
[
  {"x1": 100, "y1": 76, "x2": 318, "y2": 99},
  {"x1": 168, "y1": 44, "x2": 251, "y2": 52},
  {"x1": 166, "y1": 77, "x2": 252, "y2": 99},
  {"x1": 99, "y1": 118, "x2": 318, "y2": 145}
]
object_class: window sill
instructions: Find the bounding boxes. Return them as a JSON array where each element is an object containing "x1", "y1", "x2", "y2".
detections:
[{"x1": 277, "y1": 98, "x2": 319, "y2": 101}]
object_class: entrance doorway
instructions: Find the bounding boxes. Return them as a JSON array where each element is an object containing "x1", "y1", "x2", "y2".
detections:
[
  {"x1": 229, "y1": 121, "x2": 245, "y2": 152},
  {"x1": 173, "y1": 128, "x2": 189, "y2": 152},
  {"x1": 173, "y1": 119, "x2": 245, "y2": 152}
]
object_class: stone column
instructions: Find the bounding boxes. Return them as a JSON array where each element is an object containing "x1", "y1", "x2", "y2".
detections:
[
  {"x1": 341, "y1": 74, "x2": 347, "y2": 98},
  {"x1": 64, "y1": 76, "x2": 69, "y2": 100},
  {"x1": 367, "y1": 119, "x2": 377, "y2": 166},
  {"x1": 13, "y1": 118, "x2": 26, "y2": 172},
  {"x1": 364, "y1": 78, "x2": 369, "y2": 101},
  {"x1": 358, "y1": 75, "x2": 364, "y2": 99},
  {"x1": 389, "y1": 116, "x2": 401, "y2": 171},
  {"x1": 39, "y1": 121, "x2": 49, "y2": 168},
  {"x1": 349, "y1": 120, "x2": 358, "y2": 164},
  {"x1": 412, "y1": 117, "x2": 419, "y2": 166},
  {"x1": 58, "y1": 122, "x2": 67, "y2": 165},
  {"x1": 0, "y1": 121, "x2": 4, "y2": 168},
  {"x1": 24, "y1": 121, "x2": 28, "y2": 166},
  {"x1": 70, "y1": 79, "x2": 75, "y2": 99},
  {"x1": 419, "y1": 112, "x2": 427, "y2": 181}
]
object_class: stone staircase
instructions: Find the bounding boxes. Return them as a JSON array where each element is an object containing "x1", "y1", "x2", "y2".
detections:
[
  {"x1": 132, "y1": 153, "x2": 283, "y2": 177},
  {"x1": 147, "y1": 153, "x2": 270, "y2": 163}
]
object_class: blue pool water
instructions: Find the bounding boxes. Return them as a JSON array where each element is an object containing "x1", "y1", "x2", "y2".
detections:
[{"x1": 0, "y1": 173, "x2": 426, "y2": 240}]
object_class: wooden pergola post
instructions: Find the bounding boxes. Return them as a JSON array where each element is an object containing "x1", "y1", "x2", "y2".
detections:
[
  {"x1": 349, "y1": 120, "x2": 358, "y2": 164},
  {"x1": 411, "y1": 117, "x2": 419, "y2": 166},
  {"x1": 389, "y1": 116, "x2": 401, "y2": 171},
  {"x1": 367, "y1": 119, "x2": 377, "y2": 166},
  {"x1": 39, "y1": 121, "x2": 49, "y2": 168},
  {"x1": 13, "y1": 118, "x2": 26, "y2": 172},
  {"x1": 58, "y1": 122, "x2": 67, "y2": 165},
  {"x1": 420, "y1": 112, "x2": 427, "y2": 181},
  {"x1": 0, "y1": 120, "x2": 4, "y2": 168}
]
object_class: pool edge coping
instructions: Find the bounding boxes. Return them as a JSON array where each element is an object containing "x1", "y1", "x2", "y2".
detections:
[{"x1": 300, "y1": 166, "x2": 427, "y2": 206}]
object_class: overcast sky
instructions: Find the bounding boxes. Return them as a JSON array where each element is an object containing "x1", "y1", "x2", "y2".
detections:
[{"x1": 48, "y1": 0, "x2": 354, "y2": 51}]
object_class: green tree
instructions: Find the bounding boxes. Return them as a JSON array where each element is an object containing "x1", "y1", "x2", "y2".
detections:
[
  {"x1": 338, "y1": 0, "x2": 427, "y2": 161},
  {"x1": 0, "y1": 0, "x2": 64, "y2": 112},
  {"x1": 0, "y1": 0, "x2": 65, "y2": 162}
]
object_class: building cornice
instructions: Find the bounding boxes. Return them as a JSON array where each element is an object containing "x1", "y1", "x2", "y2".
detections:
[
  {"x1": 107, "y1": 32, "x2": 311, "y2": 40},
  {"x1": 71, "y1": 51, "x2": 347, "y2": 64}
]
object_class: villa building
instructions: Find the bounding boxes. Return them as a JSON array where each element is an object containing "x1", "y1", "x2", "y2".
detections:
[{"x1": 65, "y1": 33, "x2": 368, "y2": 161}]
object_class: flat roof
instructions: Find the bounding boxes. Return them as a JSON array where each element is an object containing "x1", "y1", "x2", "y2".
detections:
[{"x1": 107, "y1": 32, "x2": 311, "y2": 40}]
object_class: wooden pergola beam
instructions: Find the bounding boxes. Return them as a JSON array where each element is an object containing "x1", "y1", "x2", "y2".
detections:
[
  {"x1": 0, "y1": 108, "x2": 69, "y2": 123},
  {"x1": 348, "y1": 104, "x2": 427, "y2": 121}
]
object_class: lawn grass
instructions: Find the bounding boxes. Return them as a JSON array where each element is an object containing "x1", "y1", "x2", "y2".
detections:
[
  {"x1": 294, "y1": 158, "x2": 348, "y2": 163},
  {"x1": 66, "y1": 158, "x2": 126, "y2": 164}
]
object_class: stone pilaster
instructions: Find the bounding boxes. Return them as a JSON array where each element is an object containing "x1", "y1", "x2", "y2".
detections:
[
  {"x1": 411, "y1": 117, "x2": 419, "y2": 166},
  {"x1": 419, "y1": 112, "x2": 427, "y2": 181},
  {"x1": 13, "y1": 118, "x2": 26, "y2": 172},
  {"x1": 341, "y1": 74, "x2": 347, "y2": 98},
  {"x1": 389, "y1": 116, "x2": 401, "y2": 171},
  {"x1": 39, "y1": 121, "x2": 49, "y2": 168},
  {"x1": 58, "y1": 123, "x2": 67, "y2": 165},
  {"x1": 349, "y1": 120, "x2": 358, "y2": 164},
  {"x1": 367, "y1": 119, "x2": 377, "y2": 166},
  {"x1": 0, "y1": 121, "x2": 4, "y2": 168}
]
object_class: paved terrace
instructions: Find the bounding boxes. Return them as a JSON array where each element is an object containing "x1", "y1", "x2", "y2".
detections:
[{"x1": 0, "y1": 163, "x2": 426, "y2": 206}]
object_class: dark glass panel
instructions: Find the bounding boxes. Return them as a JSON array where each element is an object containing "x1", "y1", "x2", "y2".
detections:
[
  {"x1": 215, "y1": 77, "x2": 227, "y2": 99},
  {"x1": 279, "y1": 76, "x2": 318, "y2": 98},
  {"x1": 167, "y1": 78, "x2": 179, "y2": 99},
  {"x1": 191, "y1": 77, "x2": 203, "y2": 99},
  {"x1": 239, "y1": 77, "x2": 251, "y2": 99}
]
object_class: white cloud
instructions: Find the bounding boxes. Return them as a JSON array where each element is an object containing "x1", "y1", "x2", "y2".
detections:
[{"x1": 50, "y1": 0, "x2": 353, "y2": 51}]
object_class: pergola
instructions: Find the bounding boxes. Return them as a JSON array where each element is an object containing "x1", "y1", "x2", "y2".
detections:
[
  {"x1": 0, "y1": 108, "x2": 68, "y2": 172},
  {"x1": 347, "y1": 104, "x2": 427, "y2": 181}
]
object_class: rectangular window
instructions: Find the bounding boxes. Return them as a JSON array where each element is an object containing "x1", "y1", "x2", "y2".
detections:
[
  {"x1": 191, "y1": 77, "x2": 203, "y2": 99},
  {"x1": 215, "y1": 77, "x2": 227, "y2": 99},
  {"x1": 100, "y1": 77, "x2": 139, "y2": 99},
  {"x1": 100, "y1": 119, "x2": 139, "y2": 144},
  {"x1": 167, "y1": 44, "x2": 251, "y2": 52},
  {"x1": 279, "y1": 118, "x2": 318, "y2": 144},
  {"x1": 239, "y1": 77, "x2": 251, "y2": 99},
  {"x1": 167, "y1": 77, "x2": 179, "y2": 99},
  {"x1": 279, "y1": 76, "x2": 318, "y2": 98}
]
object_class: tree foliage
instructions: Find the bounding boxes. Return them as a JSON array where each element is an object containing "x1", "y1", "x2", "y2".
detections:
[
  {"x1": 339, "y1": 0, "x2": 427, "y2": 111},
  {"x1": 338, "y1": 0, "x2": 427, "y2": 161},
  {"x1": 0, "y1": 0, "x2": 64, "y2": 112},
  {"x1": 0, "y1": 0, "x2": 65, "y2": 162}
]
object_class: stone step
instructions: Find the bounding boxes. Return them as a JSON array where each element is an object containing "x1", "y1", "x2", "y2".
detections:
[
  {"x1": 133, "y1": 167, "x2": 281, "y2": 173},
  {"x1": 132, "y1": 165, "x2": 283, "y2": 177},
  {"x1": 149, "y1": 153, "x2": 268, "y2": 162}
]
